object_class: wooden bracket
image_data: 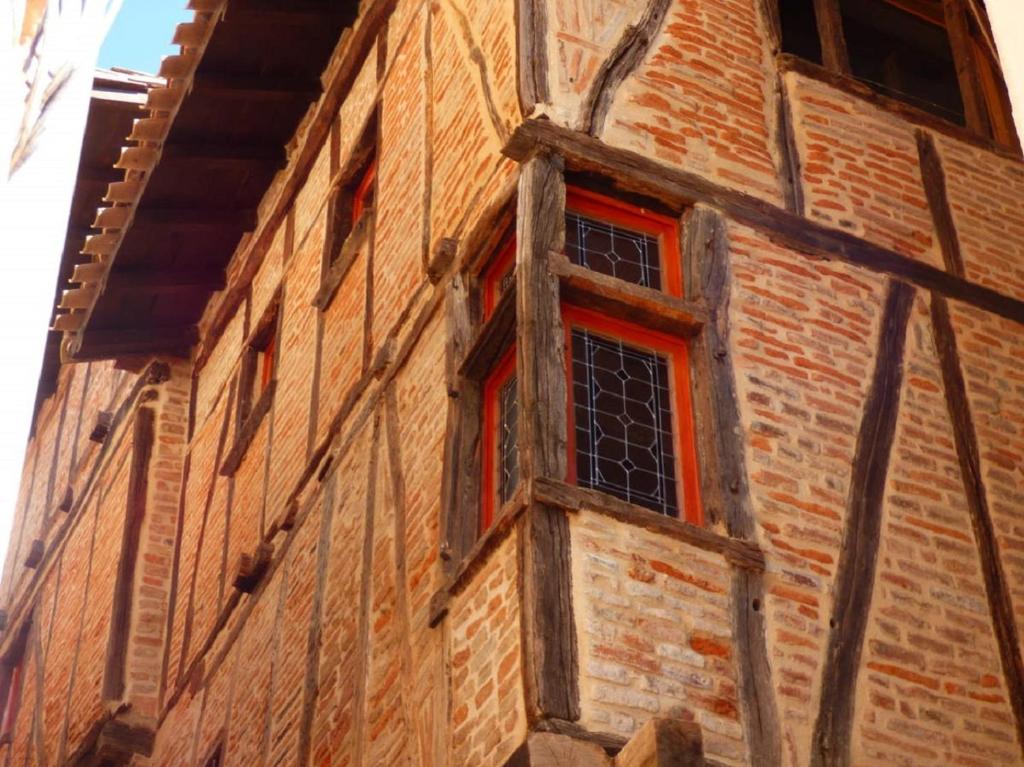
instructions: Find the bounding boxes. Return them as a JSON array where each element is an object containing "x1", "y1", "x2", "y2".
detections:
[
  {"x1": 427, "y1": 237, "x2": 459, "y2": 284},
  {"x1": 232, "y1": 542, "x2": 274, "y2": 593},
  {"x1": 23, "y1": 539, "x2": 44, "y2": 569},
  {"x1": 89, "y1": 411, "x2": 113, "y2": 443}
]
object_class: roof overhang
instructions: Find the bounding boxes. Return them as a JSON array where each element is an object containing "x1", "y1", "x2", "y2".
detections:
[{"x1": 53, "y1": 0, "x2": 362, "y2": 362}]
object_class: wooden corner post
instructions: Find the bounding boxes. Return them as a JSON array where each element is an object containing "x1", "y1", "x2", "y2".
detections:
[{"x1": 515, "y1": 152, "x2": 580, "y2": 723}]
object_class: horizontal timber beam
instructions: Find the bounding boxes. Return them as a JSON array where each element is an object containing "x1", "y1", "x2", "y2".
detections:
[
  {"x1": 129, "y1": 207, "x2": 257, "y2": 230},
  {"x1": 160, "y1": 141, "x2": 285, "y2": 168},
  {"x1": 103, "y1": 268, "x2": 226, "y2": 292},
  {"x1": 191, "y1": 73, "x2": 321, "y2": 101},
  {"x1": 503, "y1": 119, "x2": 1024, "y2": 327},
  {"x1": 71, "y1": 325, "x2": 198, "y2": 361}
]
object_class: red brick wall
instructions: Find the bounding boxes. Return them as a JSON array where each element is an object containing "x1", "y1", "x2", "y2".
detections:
[
  {"x1": 572, "y1": 510, "x2": 745, "y2": 764},
  {"x1": 786, "y1": 73, "x2": 941, "y2": 267}
]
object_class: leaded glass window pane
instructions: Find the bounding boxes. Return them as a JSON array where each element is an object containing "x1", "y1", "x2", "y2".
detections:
[
  {"x1": 571, "y1": 329, "x2": 678, "y2": 516},
  {"x1": 566, "y1": 211, "x2": 662, "y2": 290},
  {"x1": 499, "y1": 375, "x2": 519, "y2": 504}
]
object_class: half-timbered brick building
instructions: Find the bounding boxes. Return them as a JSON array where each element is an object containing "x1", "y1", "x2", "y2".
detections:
[{"x1": 3, "y1": 0, "x2": 1024, "y2": 765}]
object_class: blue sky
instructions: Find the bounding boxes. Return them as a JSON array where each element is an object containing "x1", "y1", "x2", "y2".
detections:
[{"x1": 98, "y1": 0, "x2": 192, "y2": 74}]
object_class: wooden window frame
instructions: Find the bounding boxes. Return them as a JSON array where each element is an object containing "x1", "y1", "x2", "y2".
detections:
[
  {"x1": 565, "y1": 187, "x2": 684, "y2": 298},
  {"x1": 470, "y1": 187, "x2": 704, "y2": 541},
  {"x1": 561, "y1": 305, "x2": 703, "y2": 525},
  {"x1": 775, "y1": 0, "x2": 1018, "y2": 149},
  {"x1": 220, "y1": 299, "x2": 280, "y2": 477},
  {"x1": 316, "y1": 111, "x2": 379, "y2": 311},
  {"x1": 480, "y1": 346, "x2": 518, "y2": 532}
]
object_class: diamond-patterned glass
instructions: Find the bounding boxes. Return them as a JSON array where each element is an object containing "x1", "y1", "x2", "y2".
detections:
[
  {"x1": 571, "y1": 329, "x2": 678, "y2": 516},
  {"x1": 499, "y1": 375, "x2": 519, "y2": 504},
  {"x1": 566, "y1": 211, "x2": 662, "y2": 290}
]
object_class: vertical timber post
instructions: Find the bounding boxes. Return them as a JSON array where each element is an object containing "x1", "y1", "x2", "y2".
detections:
[{"x1": 515, "y1": 152, "x2": 579, "y2": 723}]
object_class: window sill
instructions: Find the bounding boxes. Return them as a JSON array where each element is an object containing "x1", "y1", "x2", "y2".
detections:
[
  {"x1": 533, "y1": 476, "x2": 764, "y2": 572},
  {"x1": 314, "y1": 209, "x2": 373, "y2": 312},
  {"x1": 220, "y1": 380, "x2": 276, "y2": 477},
  {"x1": 778, "y1": 53, "x2": 1022, "y2": 161}
]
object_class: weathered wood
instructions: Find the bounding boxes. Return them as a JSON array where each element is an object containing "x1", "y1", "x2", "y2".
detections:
[
  {"x1": 915, "y1": 129, "x2": 965, "y2": 278},
  {"x1": 944, "y1": 0, "x2": 992, "y2": 139},
  {"x1": 313, "y1": 208, "x2": 372, "y2": 311},
  {"x1": 516, "y1": 0, "x2": 550, "y2": 114},
  {"x1": 102, "y1": 406, "x2": 155, "y2": 702},
  {"x1": 520, "y1": 504, "x2": 579, "y2": 722},
  {"x1": 441, "y1": 273, "x2": 481, "y2": 570},
  {"x1": 71, "y1": 326, "x2": 198, "y2": 362},
  {"x1": 431, "y1": 488, "x2": 528, "y2": 627},
  {"x1": 219, "y1": 380, "x2": 275, "y2": 477},
  {"x1": 684, "y1": 206, "x2": 781, "y2": 764},
  {"x1": 775, "y1": 77, "x2": 805, "y2": 216},
  {"x1": 578, "y1": 0, "x2": 672, "y2": 136},
  {"x1": 427, "y1": 237, "x2": 459, "y2": 284},
  {"x1": 534, "y1": 476, "x2": 765, "y2": 572},
  {"x1": 930, "y1": 294, "x2": 1024, "y2": 760},
  {"x1": 103, "y1": 268, "x2": 227, "y2": 293},
  {"x1": 190, "y1": 73, "x2": 321, "y2": 101},
  {"x1": 757, "y1": 0, "x2": 782, "y2": 51},
  {"x1": 459, "y1": 284, "x2": 516, "y2": 381},
  {"x1": 516, "y1": 152, "x2": 567, "y2": 483},
  {"x1": 160, "y1": 141, "x2": 286, "y2": 168},
  {"x1": 503, "y1": 118, "x2": 1024, "y2": 325},
  {"x1": 552, "y1": 254, "x2": 707, "y2": 338},
  {"x1": 231, "y1": 542, "x2": 274, "y2": 593},
  {"x1": 812, "y1": 0, "x2": 850, "y2": 74},
  {"x1": 810, "y1": 280, "x2": 915, "y2": 767},
  {"x1": 94, "y1": 714, "x2": 156, "y2": 760},
  {"x1": 505, "y1": 732, "x2": 612, "y2": 767},
  {"x1": 535, "y1": 718, "x2": 628, "y2": 754},
  {"x1": 614, "y1": 718, "x2": 704, "y2": 767}
]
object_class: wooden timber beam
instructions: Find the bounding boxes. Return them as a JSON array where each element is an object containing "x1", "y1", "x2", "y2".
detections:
[
  {"x1": 222, "y1": 0, "x2": 357, "y2": 27},
  {"x1": 503, "y1": 119, "x2": 1024, "y2": 325},
  {"x1": 515, "y1": 152, "x2": 579, "y2": 723},
  {"x1": 123, "y1": 207, "x2": 258, "y2": 232},
  {"x1": 810, "y1": 280, "x2": 916, "y2": 767},
  {"x1": 683, "y1": 206, "x2": 781, "y2": 765},
  {"x1": 190, "y1": 73, "x2": 322, "y2": 102},
  {"x1": 79, "y1": 165, "x2": 124, "y2": 185},
  {"x1": 160, "y1": 141, "x2": 285, "y2": 168},
  {"x1": 71, "y1": 325, "x2": 198, "y2": 361},
  {"x1": 102, "y1": 268, "x2": 227, "y2": 293},
  {"x1": 931, "y1": 295, "x2": 1024, "y2": 759}
]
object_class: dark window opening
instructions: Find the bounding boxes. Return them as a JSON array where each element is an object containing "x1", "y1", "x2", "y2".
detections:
[
  {"x1": 566, "y1": 211, "x2": 663, "y2": 291},
  {"x1": 571, "y1": 329, "x2": 678, "y2": 517},
  {"x1": 240, "y1": 311, "x2": 278, "y2": 425},
  {"x1": 840, "y1": 0, "x2": 965, "y2": 125},
  {"x1": 779, "y1": 0, "x2": 823, "y2": 63}
]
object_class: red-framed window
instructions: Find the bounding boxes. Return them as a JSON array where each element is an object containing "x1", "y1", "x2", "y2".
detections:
[
  {"x1": 481, "y1": 346, "x2": 518, "y2": 532},
  {"x1": 0, "y1": 662, "x2": 22, "y2": 743},
  {"x1": 565, "y1": 188, "x2": 683, "y2": 297},
  {"x1": 563, "y1": 306, "x2": 702, "y2": 524},
  {"x1": 478, "y1": 191, "x2": 701, "y2": 533}
]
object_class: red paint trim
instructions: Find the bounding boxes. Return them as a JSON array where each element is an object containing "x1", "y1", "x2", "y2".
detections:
[
  {"x1": 481, "y1": 346, "x2": 517, "y2": 532},
  {"x1": 1, "y1": 664, "x2": 21, "y2": 738},
  {"x1": 562, "y1": 304, "x2": 703, "y2": 525},
  {"x1": 566, "y1": 187, "x2": 684, "y2": 297},
  {"x1": 352, "y1": 158, "x2": 377, "y2": 225},
  {"x1": 482, "y1": 238, "x2": 516, "y2": 319},
  {"x1": 260, "y1": 334, "x2": 275, "y2": 392}
]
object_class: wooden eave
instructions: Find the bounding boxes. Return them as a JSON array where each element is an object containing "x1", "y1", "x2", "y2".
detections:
[
  {"x1": 33, "y1": 69, "x2": 157, "y2": 420},
  {"x1": 54, "y1": 0, "x2": 360, "y2": 362}
]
